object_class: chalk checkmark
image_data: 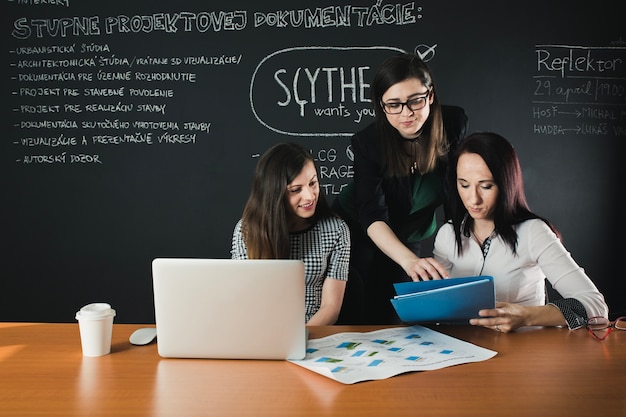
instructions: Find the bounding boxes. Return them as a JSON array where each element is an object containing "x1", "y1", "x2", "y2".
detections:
[{"x1": 414, "y1": 44, "x2": 437, "y2": 62}]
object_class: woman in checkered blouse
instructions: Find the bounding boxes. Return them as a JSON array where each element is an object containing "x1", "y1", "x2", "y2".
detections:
[{"x1": 231, "y1": 143, "x2": 351, "y2": 325}]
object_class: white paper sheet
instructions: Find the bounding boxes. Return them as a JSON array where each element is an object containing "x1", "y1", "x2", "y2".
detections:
[{"x1": 288, "y1": 325, "x2": 497, "y2": 384}]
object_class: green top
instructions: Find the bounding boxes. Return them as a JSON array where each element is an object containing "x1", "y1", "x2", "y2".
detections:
[{"x1": 336, "y1": 171, "x2": 443, "y2": 243}]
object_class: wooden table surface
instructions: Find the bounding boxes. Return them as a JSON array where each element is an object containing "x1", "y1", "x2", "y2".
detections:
[{"x1": 0, "y1": 322, "x2": 623, "y2": 417}]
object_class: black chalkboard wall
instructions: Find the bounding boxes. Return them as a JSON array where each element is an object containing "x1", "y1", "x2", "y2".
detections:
[{"x1": 2, "y1": 0, "x2": 624, "y2": 323}]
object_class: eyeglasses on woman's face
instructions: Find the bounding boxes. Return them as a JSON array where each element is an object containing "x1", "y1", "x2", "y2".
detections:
[
  {"x1": 380, "y1": 89, "x2": 431, "y2": 114},
  {"x1": 586, "y1": 316, "x2": 626, "y2": 341}
]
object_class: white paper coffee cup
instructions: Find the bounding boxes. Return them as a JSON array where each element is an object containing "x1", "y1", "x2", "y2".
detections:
[{"x1": 75, "y1": 303, "x2": 116, "y2": 357}]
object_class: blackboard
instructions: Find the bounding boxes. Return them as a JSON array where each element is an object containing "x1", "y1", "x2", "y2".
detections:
[{"x1": 2, "y1": 0, "x2": 624, "y2": 323}]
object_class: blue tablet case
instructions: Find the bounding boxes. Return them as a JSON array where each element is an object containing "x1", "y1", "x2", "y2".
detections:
[{"x1": 390, "y1": 276, "x2": 495, "y2": 323}]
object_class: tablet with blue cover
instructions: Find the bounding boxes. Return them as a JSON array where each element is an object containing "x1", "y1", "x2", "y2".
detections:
[{"x1": 390, "y1": 276, "x2": 495, "y2": 323}]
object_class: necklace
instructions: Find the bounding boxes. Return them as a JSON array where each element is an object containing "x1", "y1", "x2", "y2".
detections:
[
  {"x1": 472, "y1": 227, "x2": 495, "y2": 247},
  {"x1": 409, "y1": 138, "x2": 419, "y2": 174}
]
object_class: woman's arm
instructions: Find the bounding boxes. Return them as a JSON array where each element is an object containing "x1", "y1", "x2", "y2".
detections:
[
  {"x1": 471, "y1": 220, "x2": 608, "y2": 332},
  {"x1": 306, "y1": 278, "x2": 347, "y2": 326},
  {"x1": 230, "y1": 220, "x2": 248, "y2": 259},
  {"x1": 306, "y1": 217, "x2": 350, "y2": 326},
  {"x1": 367, "y1": 221, "x2": 448, "y2": 281},
  {"x1": 530, "y1": 220, "x2": 608, "y2": 326},
  {"x1": 432, "y1": 222, "x2": 455, "y2": 274},
  {"x1": 470, "y1": 302, "x2": 567, "y2": 332}
]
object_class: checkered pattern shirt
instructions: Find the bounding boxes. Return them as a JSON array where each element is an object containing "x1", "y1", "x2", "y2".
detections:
[{"x1": 231, "y1": 216, "x2": 350, "y2": 322}]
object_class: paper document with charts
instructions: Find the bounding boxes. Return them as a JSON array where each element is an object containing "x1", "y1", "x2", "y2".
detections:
[{"x1": 288, "y1": 325, "x2": 496, "y2": 384}]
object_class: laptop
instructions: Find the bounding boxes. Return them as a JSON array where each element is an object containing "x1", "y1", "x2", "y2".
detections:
[{"x1": 152, "y1": 258, "x2": 307, "y2": 360}]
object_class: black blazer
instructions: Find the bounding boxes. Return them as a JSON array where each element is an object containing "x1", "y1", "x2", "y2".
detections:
[{"x1": 342, "y1": 105, "x2": 468, "y2": 242}]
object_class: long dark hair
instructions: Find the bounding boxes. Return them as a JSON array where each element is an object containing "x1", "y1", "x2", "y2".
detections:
[
  {"x1": 447, "y1": 132, "x2": 559, "y2": 255},
  {"x1": 371, "y1": 53, "x2": 448, "y2": 177},
  {"x1": 241, "y1": 142, "x2": 333, "y2": 259}
]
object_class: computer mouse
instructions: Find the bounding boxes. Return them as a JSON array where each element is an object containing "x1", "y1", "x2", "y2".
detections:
[{"x1": 129, "y1": 327, "x2": 157, "y2": 345}]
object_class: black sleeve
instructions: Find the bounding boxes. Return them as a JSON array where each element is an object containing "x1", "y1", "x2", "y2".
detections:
[
  {"x1": 350, "y1": 124, "x2": 389, "y2": 232},
  {"x1": 549, "y1": 298, "x2": 589, "y2": 330}
]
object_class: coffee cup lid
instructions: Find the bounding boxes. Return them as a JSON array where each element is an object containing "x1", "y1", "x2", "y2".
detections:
[{"x1": 76, "y1": 303, "x2": 116, "y2": 320}]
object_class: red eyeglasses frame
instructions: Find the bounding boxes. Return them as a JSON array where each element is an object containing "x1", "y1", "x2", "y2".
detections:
[{"x1": 586, "y1": 316, "x2": 626, "y2": 341}]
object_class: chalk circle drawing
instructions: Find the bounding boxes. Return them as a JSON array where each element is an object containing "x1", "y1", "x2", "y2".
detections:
[{"x1": 249, "y1": 46, "x2": 405, "y2": 137}]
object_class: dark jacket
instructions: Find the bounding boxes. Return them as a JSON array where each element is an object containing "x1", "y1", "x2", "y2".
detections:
[{"x1": 336, "y1": 105, "x2": 468, "y2": 243}]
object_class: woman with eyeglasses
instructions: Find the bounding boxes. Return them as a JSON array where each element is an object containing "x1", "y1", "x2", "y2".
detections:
[
  {"x1": 433, "y1": 132, "x2": 608, "y2": 332},
  {"x1": 231, "y1": 142, "x2": 350, "y2": 326},
  {"x1": 333, "y1": 53, "x2": 468, "y2": 324}
]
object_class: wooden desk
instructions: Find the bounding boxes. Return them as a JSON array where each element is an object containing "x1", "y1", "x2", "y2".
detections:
[{"x1": 0, "y1": 323, "x2": 623, "y2": 417}]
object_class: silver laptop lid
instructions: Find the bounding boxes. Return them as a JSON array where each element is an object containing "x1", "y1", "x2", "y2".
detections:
[{"x1": 152, "y1": 258, "x2": 306, "y2": 360}]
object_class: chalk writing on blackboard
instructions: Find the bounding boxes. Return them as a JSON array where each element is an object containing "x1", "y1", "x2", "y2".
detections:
[
  {"x1": 8, "y1": 3, "x2": 425, "y2": 166},
  {"x1": 11, "y1": 3, "x2": 421, "y2": 39},
  {"x1": 311, "y1": 146, "x2": 353, "y2": 195},
  {"x1": 10, "y1": 41, "x2": 215, "y2": 164},
  {"x1": 250, "y1": 46, "x2": 406, "y2": 137},
  {"x1": 532, "y1": 45, "x2": 626, "y2": 136}
]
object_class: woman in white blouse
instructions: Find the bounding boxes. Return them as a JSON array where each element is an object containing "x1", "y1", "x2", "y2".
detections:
[{"x1": 433, "y1": 132, "x2": 608, "y2": 332}]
